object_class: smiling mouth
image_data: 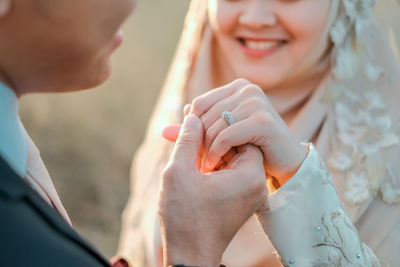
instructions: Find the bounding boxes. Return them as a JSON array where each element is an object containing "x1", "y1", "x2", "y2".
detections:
[
  {"x1": 238, "y1": 38, "x2": 287, "y2": 50},
  {"x1": 236, "y1": 38, "x2": 288, "y2": 58}
]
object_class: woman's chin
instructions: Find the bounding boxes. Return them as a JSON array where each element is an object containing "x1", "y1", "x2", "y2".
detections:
[{"x1": 232, "y1": 64, "x2": 285, "y2": 90}]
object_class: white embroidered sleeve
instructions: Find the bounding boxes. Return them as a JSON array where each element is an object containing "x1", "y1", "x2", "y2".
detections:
[{"x1": 256, "y1": 144, "x2": 380, "y2": 266}]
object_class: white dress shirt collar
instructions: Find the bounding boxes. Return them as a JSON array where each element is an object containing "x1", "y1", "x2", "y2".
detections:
[{"x1": 0, "y1": 82, "x2": 27, "y2": 177}]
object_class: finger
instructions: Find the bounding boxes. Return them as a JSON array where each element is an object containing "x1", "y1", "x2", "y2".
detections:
[
  {"x1": 190, "y1": 79, "x2": 251, "y2": 117},
  {"x1": 230, "y1": 144, "x2": 264, "y2": 171},
  {"x1": 162, "y1": 123, "x2": 205, "y2": 171},
  {"x1": 162, "y1": 124, "x2": 181, "y2": 142},
  {"x1": 204, "y1": 99, "x2": 259, "y2": 154},
  {"x1": 210, "y1": 144, "x2": 266, "y2": 193},
  {"x1": 200, "y1": 93, "x2": 240, "y2": 130},
  {"x1": 170, "y1": 114, "x2": 203, "y2": 168},
  {"x1": 183, "y1": 104, "x2": 191, "y2": 116},
  {"x1": 200, "y1": 84, "x2": 266, "y2": 130},
  {"x1": 205, "y1": 114, "x2": 269, "y2": 170},
  {"x1": 204, "y1": 148, "x2": 237, "y2": 172},
  {"x1": 199, "y1": 84, "x2": 271, "y2": 140}
]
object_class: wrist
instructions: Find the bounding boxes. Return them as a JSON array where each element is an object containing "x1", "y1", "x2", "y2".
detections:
[
  {"x1": 164, "y1": 244, "x2": 224, "y2": 267},
  {"x1": 271, "y1": 144, "x2": 309, "y2": 188}
]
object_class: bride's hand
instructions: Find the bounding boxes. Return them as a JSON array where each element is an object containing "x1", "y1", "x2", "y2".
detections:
[
  {"x1": 163, "y1": 108, "x2": 237, "y2": 172},
  {"x1": 189, "y1": 79, "x2": 307, "y2": 185}
]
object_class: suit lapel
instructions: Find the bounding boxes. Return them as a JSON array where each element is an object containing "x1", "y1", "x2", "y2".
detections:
[{"x1": 0, "y1": 156, "x2": 111, "y2": 266}]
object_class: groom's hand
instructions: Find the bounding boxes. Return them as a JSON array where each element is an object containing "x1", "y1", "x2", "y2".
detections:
[{"x1": 158, "y1": 114, "x2": 267, "y2": 267}]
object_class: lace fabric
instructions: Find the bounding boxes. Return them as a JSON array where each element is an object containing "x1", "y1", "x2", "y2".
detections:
[{"x1": 327, "y1": 1, "x2": 400, "y2": 205}]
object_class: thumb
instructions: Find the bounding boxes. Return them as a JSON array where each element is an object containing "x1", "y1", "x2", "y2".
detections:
[
  {"x1": 230, "y1": 145, "x2": 264, "y2": 171},
  {"x1": 170, "y1": 114, "x2": 203, "y2": 167}
]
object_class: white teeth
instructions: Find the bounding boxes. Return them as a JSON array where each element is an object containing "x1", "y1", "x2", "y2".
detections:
[{"x1": 244, "y1": 40, "x2": 280, "y2": 50}]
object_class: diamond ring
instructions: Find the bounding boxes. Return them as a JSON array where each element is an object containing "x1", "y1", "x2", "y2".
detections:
[{"x1": 221, "y1": 111, "x2": 235, "y2": 126}]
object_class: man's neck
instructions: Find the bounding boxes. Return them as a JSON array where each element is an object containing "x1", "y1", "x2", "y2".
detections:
[{"x1": 0, "y1": 69, "x2": 19, "y2": 97}]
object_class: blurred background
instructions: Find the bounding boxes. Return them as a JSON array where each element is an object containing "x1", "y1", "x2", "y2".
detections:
[{"x1": 19, "y1": 0, "x2": 399, "y2": 260}]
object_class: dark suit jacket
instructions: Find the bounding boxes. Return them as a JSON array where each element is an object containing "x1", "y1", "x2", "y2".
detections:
[{"x1": 0, "y1": 156, "x2": 112, "y2": 267}]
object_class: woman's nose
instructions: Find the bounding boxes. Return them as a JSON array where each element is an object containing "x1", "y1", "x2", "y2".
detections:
[{"x1": 238, "y1": 0, "x2": 277, "y2": 30}]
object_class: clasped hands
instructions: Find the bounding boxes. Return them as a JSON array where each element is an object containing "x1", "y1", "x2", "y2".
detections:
[{"x1": 158, "y1": 79, "x2": 307, "y2": 267}]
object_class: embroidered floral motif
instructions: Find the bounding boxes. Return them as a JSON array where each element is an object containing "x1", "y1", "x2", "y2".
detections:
[
  {"x1": 313, "y1": 211, "x2": 350, "y2": 263},
  {"x1": 308, "y1": 206, "x2": 381, "y2": 266},
  {"x1": 310, "y1": 210, "x2": 368, "y2": 266}
]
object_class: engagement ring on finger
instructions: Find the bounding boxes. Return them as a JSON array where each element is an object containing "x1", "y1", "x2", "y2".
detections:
[{"x1": 221, "y1": 111, "x2": 235, "y2": 126}]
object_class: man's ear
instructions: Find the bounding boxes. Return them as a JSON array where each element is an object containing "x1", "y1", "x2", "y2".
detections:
[{"x1": 0, "y1": 0, "x2": 11, "y2": 17}]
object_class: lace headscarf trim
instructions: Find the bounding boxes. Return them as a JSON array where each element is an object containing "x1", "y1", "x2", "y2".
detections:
[{"x1": 328, "y1": 0, "x2": 400, "y2": 204}]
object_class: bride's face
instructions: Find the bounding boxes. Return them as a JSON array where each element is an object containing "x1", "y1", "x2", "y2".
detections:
[{"x1": 208, "y1": 0, "x2": 331, "y2": 89}]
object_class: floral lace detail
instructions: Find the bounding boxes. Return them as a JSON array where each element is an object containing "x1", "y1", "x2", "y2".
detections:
[
  {"x1": 330, "y1": 0, "x2": 381, "y2": 81},
  {"x1": 328, "y1": 87, "x2": 400, "y2": 204},
  {"x1": 327, "y1": 0, "x2": 400, "y2": 205}
]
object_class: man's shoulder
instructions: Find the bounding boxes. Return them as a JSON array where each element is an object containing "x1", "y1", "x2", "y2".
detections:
[{"x1": 0, "y1": 156, "x2": 111, "y2": 267}]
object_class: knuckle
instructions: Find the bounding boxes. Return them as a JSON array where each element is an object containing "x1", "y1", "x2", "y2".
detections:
[
  {"x1": 205, "y1": 127, "x2": 216, "y2": 146},
  {"x1": 233, "y1": 78, "x2": 251, "y2": 87},
  {"x1": 162, "y1": 163, "x2": 180, "y2": 182},
  {"x1": 240, "y1": 84, "x2": 264, "y2": 97},
  {"x1": 252, "y1": 112, "x2": 271, "y2": 125},
  {"x1": 246, "y1": 97, "x2": 265, "y2": 109},
  {"x1": 176, "y1": 134, "x2": 197, "y2": 147},
  {"x1": 191, "y1": 96, "x2": 205, "y2": 115},
  {"x1": 249, "y1": 176, "x2": 267, "y2": 196},
  {"x1": 199, "y1": 113, "x2": 210, "y2": 129},
  {"x1": 174, "y1": 127, "x2": 200, "y2": 146}
]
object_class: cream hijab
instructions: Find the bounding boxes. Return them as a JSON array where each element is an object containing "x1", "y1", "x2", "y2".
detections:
[{"x1": 119, "y1": 0, "x2": 400, "y2": 266}]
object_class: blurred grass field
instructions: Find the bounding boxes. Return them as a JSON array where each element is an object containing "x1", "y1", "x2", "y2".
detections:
[
  {"x1": 18, "y1": 0, "x2": 399, "y2": 260},
  {"x1": 20, "y1": 0, "x2": 190, "y2": 258}
]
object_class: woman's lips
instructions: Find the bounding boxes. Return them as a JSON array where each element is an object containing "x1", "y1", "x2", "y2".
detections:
[{"x1": 237, "y1": 38, "x2": 287, "y2": 57}]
